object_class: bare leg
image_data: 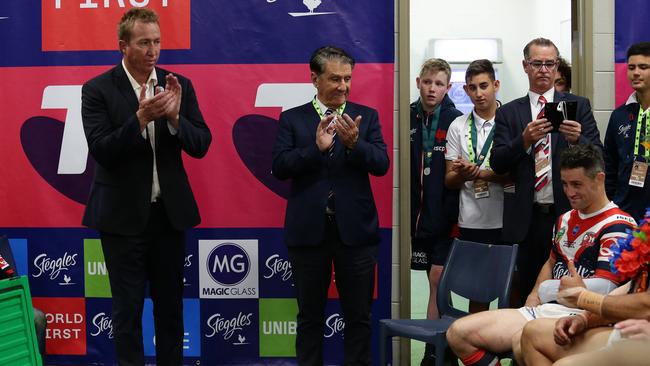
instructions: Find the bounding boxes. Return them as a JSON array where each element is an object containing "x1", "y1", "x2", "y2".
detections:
[
  {"x1": 427, "y1": 265, "x2": 443, "y2": 319},
  {"x1": 511, "y1": 329, "x2": 525, "y2": 366},
  {"x1": 520, "y1": 319, "x2": 557, "y2": 366},
  {"x1": 446, "y1": 308, "x2": 528, "y2": 359},
  {"x1": 521, "y1": 319, "x2": 612, "y2": 366},
  {"x1": 554, "y1": 339, "x2": 650, "y2": 366}
]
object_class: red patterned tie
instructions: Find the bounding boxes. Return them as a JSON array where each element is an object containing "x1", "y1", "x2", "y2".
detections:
[{"x1": 534, "y1": 96, "x2": 549, "y2": 192}]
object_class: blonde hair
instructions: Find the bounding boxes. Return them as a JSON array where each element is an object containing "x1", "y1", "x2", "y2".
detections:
[
  {"x1": 117, "y1": 7, "x2": 159, "y2": 42},
  {"x1": 419, "y1": 58, "x2": 452, "y2": 83}
]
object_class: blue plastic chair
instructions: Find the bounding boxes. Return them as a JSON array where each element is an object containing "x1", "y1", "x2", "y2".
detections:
[{"x1": 379, "y1": 239, "x2": 518, "y2": 366}]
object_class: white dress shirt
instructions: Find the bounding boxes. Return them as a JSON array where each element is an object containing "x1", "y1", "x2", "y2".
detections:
[{"x1": 445, "y1": 111, "x2": 504, "y2": 229}]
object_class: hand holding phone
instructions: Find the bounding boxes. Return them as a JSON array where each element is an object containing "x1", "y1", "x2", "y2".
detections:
[{"x1": 544, "y1": 101, "x2": 577, "y2": 133}]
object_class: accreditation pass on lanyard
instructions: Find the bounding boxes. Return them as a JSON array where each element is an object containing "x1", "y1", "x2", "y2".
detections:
[
  {"x1": 630, "y1": 108, "x2": 650, "y2": 187},
  {"x1": 466, "y1": 113, "x2": 494, "y2": 199}
]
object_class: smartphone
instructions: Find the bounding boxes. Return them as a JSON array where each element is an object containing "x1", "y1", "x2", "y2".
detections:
[{"x1": 544, "y1": 101, "x2": 577, "y2": 133}]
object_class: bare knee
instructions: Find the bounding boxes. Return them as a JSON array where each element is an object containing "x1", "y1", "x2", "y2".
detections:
[
  {"x1": 446, "y1": 318, "x2": 466, "y2": 347},
  {"x1": 521, "y1": 319, "x2": 550, "y2": 348},
  {"x1": 446, "y1": 317, "x2": 474, "y2": 355},
  {"x1": 520, "y1": 318, "x2": 557, "y2": 361}
]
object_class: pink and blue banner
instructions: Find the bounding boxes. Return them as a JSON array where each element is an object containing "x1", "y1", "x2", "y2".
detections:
[
  {"x1": 615, "y1": 0, "x2": 650, "y2": 105},
  {"x1": 0, "y1": 1, "x2": 394, "y2": 364}
]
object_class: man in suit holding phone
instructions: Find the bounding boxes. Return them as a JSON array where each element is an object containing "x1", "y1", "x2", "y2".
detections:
[
  {"x1": 81, "y1": 8, "x2": 212, "y2": 366},
  {"x1": 272, "y1": 46, "x2": 389, "y2": 365},
  {"x1": 490, "y1": 38, "x2": 601, "y2": 305}
]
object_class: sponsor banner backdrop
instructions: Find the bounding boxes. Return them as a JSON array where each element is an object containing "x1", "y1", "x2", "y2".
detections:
[
  {"x1": 0, "y1": 1, "x2": 393, "y2": 364},
  {"x1": 32, "y1": 297, "x2": 87, "y2": 356},
  {"x1": 0, "y1": 64, "x2": 392, "y2": 228},
  {"x1": 5, "y1": 227, "x2": 391, "y2": 365},
  {"x1": 614, "y1": 0, "x2": 650, "y2": 105},
  {"x1": 85, "y1": 298, "x2": 117, "y2": 364}
]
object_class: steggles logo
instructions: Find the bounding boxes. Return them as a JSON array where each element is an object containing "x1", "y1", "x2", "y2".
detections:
[
  {"x1": 263, "y1": 254, "x2": 292, "y2": 282},
  {"x1": 183, "y1": 254, "x2": 193, "y2": 287},
  {"x1": 90, "y1": 312, "x2": 114, "y2": 339},
  {"x1": 266, "y1": 0, "x2": 336, "y2": 17},
  {"x1": 32, "y1": 252, "x2": 78, "y2": 283},
  {"x1": 324, "y1": 313, "x2": 345, "y2": 338},
  {"x1": 205, "y1": 312, "x2": 253, "y2": 342}
]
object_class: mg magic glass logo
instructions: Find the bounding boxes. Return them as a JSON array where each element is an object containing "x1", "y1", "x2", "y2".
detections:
[
  {"x1": 199, "y1": 240, "x2": 259, "y2": 299},
  {"x1": 208, "y1": 243, "x2": 250, "y2": 286}
]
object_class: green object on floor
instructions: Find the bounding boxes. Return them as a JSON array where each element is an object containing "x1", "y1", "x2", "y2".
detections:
[{"x1": 0, "y1": 276, "x2": 43, "y2": 366}]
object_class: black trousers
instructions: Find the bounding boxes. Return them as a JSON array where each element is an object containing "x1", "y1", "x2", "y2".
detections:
[
  {"x1": 288, "y1": 216, "x2": 378, "y2": 366},
  {"x1": 101, "y1": 201, "x2": 185, "y2": 366},
  {"x1": 517, "y1": 204, "x2": 556, "y2": 304},
  {"x1": 458, "y1": 228, "x2": 504, "y2": 245}
]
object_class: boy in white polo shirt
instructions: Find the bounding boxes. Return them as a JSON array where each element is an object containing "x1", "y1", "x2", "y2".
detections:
[{"x1": 445, "y1": 59, "x2": 506, "y2": 244}]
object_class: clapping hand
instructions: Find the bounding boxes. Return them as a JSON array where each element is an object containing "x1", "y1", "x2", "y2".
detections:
[
  {"x1": 336, "y1": 113, "x2": 361, "y2": 150},
  {"x1": 316, "y1": 114, "x2": 337, "y2": 152}
]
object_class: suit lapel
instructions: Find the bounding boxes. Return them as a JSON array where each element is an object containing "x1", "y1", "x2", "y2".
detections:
[
  {"x1": 113, "y1": 65, "x2": 140, "y2": 115},
  {"x1": 342, "y1": 102, "x2": 355, "y2": 117},
  {"x1": 155, "y1": 67, "x2": 166, "y2": 90},
  {"x1": 305, "y1": 101, "x2": 321, "y2": 132},
  {"x1": 517, "y1": 95, "x2": 533, "y2": 130},
  {"x1": 154, "y1": 67, "x2": 167, "y2": 146}
]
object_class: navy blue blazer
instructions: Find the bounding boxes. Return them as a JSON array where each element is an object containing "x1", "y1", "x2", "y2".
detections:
[
  {"x1": 81, "y1": 65, "x2": 212, "y2": 235},
  {"x1": 490, "y1": 92, "x2": 602, "y2": 243},
  {"x1": 604, "y1": 101, "x2": 650, "y2": 221},
  {"x1": 409, "y1": 95, "x2": 462, "y2": 238},
  {"x1": 272, "y1": 101, "x2": 390, "y2": 247}
]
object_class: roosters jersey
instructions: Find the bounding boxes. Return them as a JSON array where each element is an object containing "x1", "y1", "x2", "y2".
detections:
[{"x1": 550, "y1": 202, "x2": 636, "y2": 284}]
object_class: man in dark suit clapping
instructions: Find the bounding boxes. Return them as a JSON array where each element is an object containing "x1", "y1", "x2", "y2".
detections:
[
  {"x1": 490, "y1": 38, "x2": 601, "y2": 305},
  {"x1": 81, "y1": 8, "x2": 211, "y2": 366},
  {"x1": 272, "y1": 46, "x2": 389, "y2": 365}
]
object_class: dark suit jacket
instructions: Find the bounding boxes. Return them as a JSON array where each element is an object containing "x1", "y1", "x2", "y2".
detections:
[
  {"x1": 81, "y1": 65, "x2": 212, "y2": 235},
  {"x1": 490, "y1": 91, "x2": 602, "y2": 243},
  {"x1": 409, "y1": 95, "x2": 462, "y2": 238},
  {"x1": 272, "y1": 101, "x2": 390, "y2": 247},
  {"x1": 604, "y1": 102, "x2": 650, "y2": 221}
]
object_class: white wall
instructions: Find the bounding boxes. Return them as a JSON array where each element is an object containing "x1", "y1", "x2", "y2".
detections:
[
  {"x1": 410, "y1": 0, "x2": 571, "y2": 105},
  {"x1": 592, "y1": 0, "x2": 616, "y2": 138},
  {"x1": 392, "y1": 1, "x2": 617, "y2": 362}
]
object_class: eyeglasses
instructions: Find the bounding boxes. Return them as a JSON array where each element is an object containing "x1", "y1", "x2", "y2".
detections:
[{"x1": 527, "y1": 60, "x2": 558, "y2": 70}]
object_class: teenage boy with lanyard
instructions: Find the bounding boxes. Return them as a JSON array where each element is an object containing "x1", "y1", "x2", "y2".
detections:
[
  {"x1": 409, "y1": 58, "x2": 462, "y2": 365},
  {"x1": 604, "y1": 41, "x2": 650, "y2": 222},
  {"x1": 445, "y1": 59, "x2": 507, "y2": 244}
]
